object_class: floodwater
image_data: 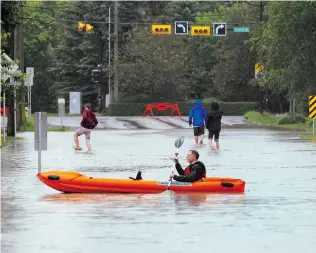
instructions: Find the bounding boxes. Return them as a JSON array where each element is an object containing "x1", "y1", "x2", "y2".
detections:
[{"x1": 1, "y1": 128, "x2": 316, "y2": 253}]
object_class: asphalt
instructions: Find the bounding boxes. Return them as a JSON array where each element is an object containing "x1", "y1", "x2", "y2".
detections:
[{"x1": 47, "y1": 116, "x2": 250, "y2": 130}]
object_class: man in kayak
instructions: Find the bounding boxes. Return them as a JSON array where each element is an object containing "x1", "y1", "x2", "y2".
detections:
[
  {"x1": 206, "y1": 102, "x2": 223, "y2": 151},
  {"x1": 74, "y1": 103, "x2": 98, "y2": 151},
  {"x1": 189, "y1": 99, "x2": 208, "y2": 145},
  {"x1": 169, "y1": 150, "x2": 206, "y2": 182}
]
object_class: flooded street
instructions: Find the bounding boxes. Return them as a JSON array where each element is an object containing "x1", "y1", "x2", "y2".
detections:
[{"x1": 1, "y1": 128, "x2": 316, "y2": 253}]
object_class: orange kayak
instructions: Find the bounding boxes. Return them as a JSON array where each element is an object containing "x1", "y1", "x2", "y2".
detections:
[{"x1": 37, "y1": 170, "x2": 246, "y2": 194}]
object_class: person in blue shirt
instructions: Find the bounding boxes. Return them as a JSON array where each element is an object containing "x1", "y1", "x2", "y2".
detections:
[{"x1": 189, "y1": 99, "x2": 208, "y2": 145}]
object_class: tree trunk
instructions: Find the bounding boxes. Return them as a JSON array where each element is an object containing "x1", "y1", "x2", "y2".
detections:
[
  {"x1": 17, "y1": 4, "x2": 25, "y2": 129},
  {"x1": 279, "y1": 99, "x2": 283, "y2": 113},
  {"x1": 6, "y1": 89, "x2": 15, "y2": 137}
]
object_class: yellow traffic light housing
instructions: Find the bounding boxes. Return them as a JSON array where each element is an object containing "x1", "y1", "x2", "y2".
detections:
[
  {"x1": 78, "y1": 22, "x2": 85, "y2": 32},
  {"x1": 85, "y1": 24, "x2": 93, "y2": 32},
  {"x1": 78, "y1": 22, "x2": 93, "y2": 32},
  {"x1": 191, "y1": 26, "x2": 211, "y2": 36},
  {"x1": 152, "y1": 24, "x2": 172, "y2": 35}
]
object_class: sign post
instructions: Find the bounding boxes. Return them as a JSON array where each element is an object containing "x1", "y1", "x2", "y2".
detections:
[
  {"x1": 35, "y1": 112, "x2": 48, "y2": 173},
  {"x1": 58, "y1": 98, "x2": 65, "y2": 127},
  {"x1": 69, "y1": 92, "x2": 82, "y2": 114},
  {"x1": 309, "y1": 96, "x2": 316, "y2": 140},
  {"x1": 25, "y1": 67, "x2": 34, "y2": 120},
  {"x1": 2, "y1": 91, "x2": 5, "y2": 144},
  {"x1": 10, "y1": 71, "x2": 22, "y2": 136}
]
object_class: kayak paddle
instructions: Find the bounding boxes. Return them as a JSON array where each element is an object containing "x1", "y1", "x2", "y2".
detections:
[{"x1": 168, "y1": 136, "x2": 185, "y2": 190}]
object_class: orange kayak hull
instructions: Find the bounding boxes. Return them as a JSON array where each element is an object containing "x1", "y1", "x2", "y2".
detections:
[{"x1": 37, "y1": 171, "x2": 245, "y2": 194}]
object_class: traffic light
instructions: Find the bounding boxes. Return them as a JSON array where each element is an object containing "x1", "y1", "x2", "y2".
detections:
[
  {"x1": 191, "y1": 26, "x2": 211, "y2": 36},
  {"x1": 78, "y1": 22, "x2": 93, "y2": 32},
  {"x1": 85, "y1": 24, "x2": 93, "y2": 32},
  {"x1": 152, "y1": 24, "x2": 172, "y2": 35}
]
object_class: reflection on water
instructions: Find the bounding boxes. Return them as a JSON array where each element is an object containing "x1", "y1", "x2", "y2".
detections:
[
  {"x1": 40, "y1": 192, "x2": 246, "y2": 207},
  {"x1": 1, "y1": 129, "x2": 316, "y2": 253}
]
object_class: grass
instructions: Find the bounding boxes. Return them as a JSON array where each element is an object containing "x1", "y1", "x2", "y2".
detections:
[
  {"x1": 20, "y1": 118, "x2": 71, "y2": 132},
  {"x1": 0, "y1": 136, "x2": 24, "y2": 148},
  {"x1": 244, "y1": 111, "x2": 313, "y2": 133},
  {"x1": 47, "y1": 113, "x2": 81, "y2": 117},
  {"x1": 244, "y1": 111, "x2": 280, "y2": 124},
  {"x1": 48, "y1": 126, "x2": 70, "y2": 132},
  {"x1": 298, "y1": 135, "x2": 316, "y2": 140}
]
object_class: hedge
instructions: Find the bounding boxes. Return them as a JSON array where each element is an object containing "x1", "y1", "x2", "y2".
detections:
[{"x1": 105, "y1": 102, "x2": 260, "y2": 116}]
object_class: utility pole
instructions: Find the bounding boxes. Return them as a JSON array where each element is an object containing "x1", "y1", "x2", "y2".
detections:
[
  {"x1": 259, "y1": 1, "x2": 263, "y2": 22},
  {"x1": 108, "y1": 6, "x2": 112, "y2": 105},
  {"x1": 99, "y1": 30, "x2": 103, "y2": 112},
  {"x1": 18, "y1": 3, "x2": 24, "y2": 128},
  {"x1": 113, "y1": 0, "x2": 119, "y2": 103},
  {"x1": 9, "y1": 3, "x2": 24, "y2": 136}
]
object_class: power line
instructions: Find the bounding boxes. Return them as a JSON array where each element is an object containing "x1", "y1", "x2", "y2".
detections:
[{"x1": 21, "y1": 16, "x2": 263, "y2": 26}]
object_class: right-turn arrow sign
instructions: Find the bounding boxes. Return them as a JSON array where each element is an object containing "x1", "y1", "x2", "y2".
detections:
[{"x1": 213, "y1": 23, "x2": 227, "y2": 36}]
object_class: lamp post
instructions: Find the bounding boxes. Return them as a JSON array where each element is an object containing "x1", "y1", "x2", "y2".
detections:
[{"x1": 91, "y1": 67, "x2": 102, "y2": 112}]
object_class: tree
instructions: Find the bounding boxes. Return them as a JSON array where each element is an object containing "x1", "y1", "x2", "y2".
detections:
[
  {"x1": 249, "y1": 1, "x2": 316, "y2": 114},
  {"x1": 1, "y1": 1, "x2": 25, "y2": 136},
  {"x1": 23, "y1": 1, "x2": 71, "y2": 112},
  {"x1": 207, "y1": 3, "x2": 261, "y2": 102},
  {"x1": 50, "y1": 1, "x2": 112, "y2": 110},
  {"x1": 118, "y1": 26, "x2": 191, "y2": 102}
]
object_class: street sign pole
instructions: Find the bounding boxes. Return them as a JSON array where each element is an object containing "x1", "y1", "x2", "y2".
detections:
[
  {"x1": 14, "y1": 89, "x2": 16, "y2": 136},
  {"x1": 0, "y1": 82, "x2": 1, "y2": 147},
  {"x1": 2, "y1": 91, "x2": 5, "y2": 144},
  {"x1": 309, "y1": 95, "x2": 316, "y2": 140},
  {"x1": 25, "y1": 67, "x2": 34, "y2": 120},
  {"x1": 35, "y1": 112, "x2": 47, "y2": 174},
  {"x1": 38, "y1": 112, "x2": 42, "y2": 173},
  {"x1": 312, "y1": 118, "x2": 314, "y2": 139},
  {"x1": 58, "y1": 98, "x2": 65, "y2": 127},
  {"x1": 29, "y1": 86, "x2": 32, "y2": 120}
]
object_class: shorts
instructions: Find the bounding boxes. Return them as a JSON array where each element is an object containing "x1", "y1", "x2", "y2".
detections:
[
  {"x1": 193, "y1": 126, "x2": 204, "y2": 136},
  {"x1": 208, "y1": 129, "x2": 220, "y2": 141},
  {"x1": 75, "y1": 126, "x2": 91, "y2": 139}
]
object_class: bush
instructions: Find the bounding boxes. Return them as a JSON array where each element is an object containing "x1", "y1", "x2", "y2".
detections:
[
  {"x1": 306, "y1": 118, "x2": 314, "y2": 127},
  {"x1": 105, "y1": 102, "x2": 260, "y2": 116},
  {"x1": 277, "y1": 115, "x2": 307, "y2": 125},
  {"x1": 20, "y1": 118, "x2": 35, "y2": 131},
  {"x1": 244, "y1": 111, "x2": 279, "y2": 124}
]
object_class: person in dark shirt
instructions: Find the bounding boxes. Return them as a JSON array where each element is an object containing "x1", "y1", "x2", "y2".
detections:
[
  {"x1": 74, "y1": 103, "x2": 97, "y2": 151},
  {"x1": 169, "y1": 150, "x2": 206, "y2": 182},
  {"x1": 206, "y1": 102, "x2": 223, "y2": 151}
]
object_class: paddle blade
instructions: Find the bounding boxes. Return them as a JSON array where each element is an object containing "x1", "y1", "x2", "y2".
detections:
[{"x1": 174, "y1": 136, "x2": 185, "y2": 148}]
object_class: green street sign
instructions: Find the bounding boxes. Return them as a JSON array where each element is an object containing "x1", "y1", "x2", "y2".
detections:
[{"x1": 233, "y1": 27, "x2": 250, "y2": 33}]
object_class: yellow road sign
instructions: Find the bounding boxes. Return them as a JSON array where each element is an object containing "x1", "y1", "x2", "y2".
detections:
[
  {"x1": 309, "y1": 95, "x2": 316, "y2": 119},
  {"x1": 152, "y1": 25, "x2": 171, "y2": 35}
]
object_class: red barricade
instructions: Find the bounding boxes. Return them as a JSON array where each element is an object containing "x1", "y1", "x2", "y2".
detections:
[{"x1": 143, "y1": 103, "x2": 181, "y2": 118}]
